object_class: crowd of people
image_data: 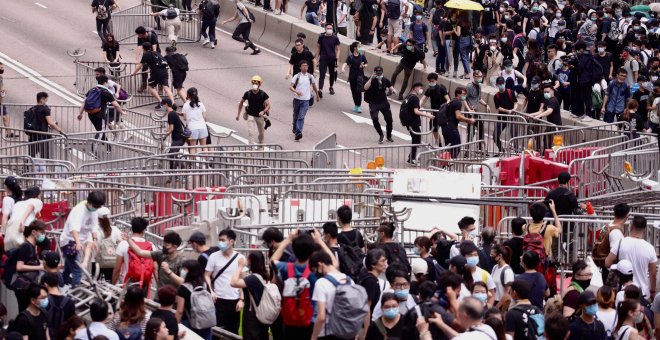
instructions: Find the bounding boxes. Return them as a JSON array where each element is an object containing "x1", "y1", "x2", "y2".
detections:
[{"x1": 0, "y1": 177, "x2": 658, "y2": 340}]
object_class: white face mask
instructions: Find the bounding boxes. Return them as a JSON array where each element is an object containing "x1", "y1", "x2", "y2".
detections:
[
  {"x1": 417, "y1": 88, "x2": 424, "y2": 95},
  {"x1": 326, "y1": 29, "x2": 333, "y2": 35},
  {"x1": 489, "y1": 45, "x2": 497, "y2": 52},
  {"x1": 252, "y1": 84, "x2": 259, "y2": 90}
]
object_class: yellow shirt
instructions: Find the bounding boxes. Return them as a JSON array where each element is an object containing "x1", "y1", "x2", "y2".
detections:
[{"x1": 527, "y1": 222, "x2": 560, "y2": 257}]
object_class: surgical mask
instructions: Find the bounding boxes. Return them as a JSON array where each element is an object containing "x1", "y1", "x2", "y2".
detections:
[
  {"x1": 531, "y1": 84, "x2": 539, "y2": 90},
  {"x1": 383, "y1": 307, "x2": 399, "y2": 319},
  {"x1": 252, "y1": 84, "x2": 259, "y2": 90},
  {"x1": 499, "y1": 7, "x2": 504, "y2": 12},
  {"x1": 180, "y1": 269, "x2": 188, "y2": 279},
  {"x1": 218, "y1": 241, "x2": 229, "y2": 251},
  {"x1": 469, "y1": 229, "x2": 478, "y2": 239},
  {"x1": 504, "y1": 15, "x2": 510, "y2": 20},
  {"x1": 574, "y1": 278, "x2": 591, "y2": 290},
  {"x1": 584, "y1": 304, "x2": 598, "y2": 316},
  {"x1": 489, "y1": 45, "x2": 497, "y2": 52},
  {"x1": 460, "y1": 95, "x2": 467, "y2": 101},
  {"x1": 653, "y1": 76, "x2": 659, "y2": 82},
  {"x1": 557, "y1": 61, "x2": 563, "y2": 68},
  {"x1": 429, "y1": 82, "x2": 437, "y2": 87},
  {"x1": 598, "y1": 47, "x2": 605, "y2": 53},
  {"x1": 394, "y1": 289, "x2": 409, "y2": 300},
  {"x1": 466, "y1": 256, "x2": 479, "y2": 268},
  {"x1": 603, "y1": 14, "x2": 608, "y2": 18},
  {"x1": 505, "y1": 66, "x2": 512, "y2": 71},
  {"x1": 36, "y1": 234, "x2": 46, "y2": 243},
  {"x1": 326, "y1": 29, "x2": 334, "y2": 35},
  {"x1": 544, "y1": 92, "x2": 552, "y2": 99},
  {"x1": 376, "y1": 75, "x2": 383, "y2": 80},
  {"x1": 39, "y1": 298, "x2": 49, "y2": 309},
  {"x1": 417, "y1": 89, "x2": 424, "y2": 95},
  {"x1": 87, "y1": 206, "x2": 97, "y2": 212},
  {"x1": 473, "y1": 293, "x2": 488, "y2": 304},
  {"x1": 556, "y1": 12, "x2": 561, "y2": 18},
  {"x1": 634, "y1": 311, "x2": 645, "y2": 324},
  {"x1": 634, "y1": 26, "x2": 640, "y2": 31},
  {"x1": 498, "y1": 84, "x2": 506, "y2": 91},
  {"x1": 501, "y1": 37, "x2": 508, "y2": 43},
  {"x1": 416, "y1": 15, "x2": 423, "y2": 21},
  {"x1": 475, "y1": 78, "x2": 482, "y2": 84},
  {"x1": 590, "y1": 17, "x2": 597, "y2": 22},
  {"x1": 406, "y1": 45, "x2": 414, "y2": 51},
  {"x1": 532, "y1": 6, "x2": 539, "y2": 11},
  {"x1": 358, "y1": 48, "x2": 364, "y2": 54}
]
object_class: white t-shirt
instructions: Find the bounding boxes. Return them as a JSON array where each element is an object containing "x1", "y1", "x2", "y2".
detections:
[
  {"x1": 597, "y1": 308, "x2": 617, "y2": 337},
  {"x1": 291, "y1": 72, "x2": 316, "y2": 100},
  {"x1": 608, "y1": 227, "x2": 624, "y2": 255},
  {"x1": 454, "y1": 324, "x2": 497, "y2": 340},
  {"x1": 336, "y1": 2, "x2": 348, "y2": 27},
  {"x1": 459, "y1": 283, "x2": 471, "y2": 301},
  {"x1": 182, "y1": 101, "x2": 207, "y2": 130},
  {"x1": 616, "y1": 325, "x2": 634, "y2": 340},
  {"x1": 312, "y1": 271, "x2": 349, "y2": 336},
  {"x1": 60, "y1": 201, "x2": 99, "y2": 244},
  {"x1": 115, "y1": 236, "x2": 154, "y2": 283},
  {"x1": 372, "y1": 288, "x2": 417, "y2": 320},
  {"x1": 8, "y1": 198, "x2": 43, "y2": 226},
  {"x1": 2, "y1": 196, "x2": 16, "y2": 219},
  {"x1": 206, "y1": 250, "x2": 245, "y2": 299},
  {"x1": 491, "y1": 264, "x2": 514, "y2": 301},
  {"x1": 613, "y1": 237, "x2": 658, "y2": 297},
  {"x1": 471, "y1": 267, "x2": 496, "y2": 291},
  {"x1": 75, "y1": 322, "x2": 120, "y2": 340},
  {"x1": 159, "y1": 7, "x2": 180, "y2": 19},
  {"x1": 615, "y1": 282, "x2": 637, "y2": 306}
]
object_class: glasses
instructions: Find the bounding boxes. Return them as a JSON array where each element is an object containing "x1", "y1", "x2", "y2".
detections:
[{"x1": 392, "y1": 283, "x2": 409, "y2": 289}]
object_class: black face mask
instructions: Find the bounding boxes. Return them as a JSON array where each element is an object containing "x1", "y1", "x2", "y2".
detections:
[{"x1": 574, "y1": 279, "x2": 591, "y2": 290}]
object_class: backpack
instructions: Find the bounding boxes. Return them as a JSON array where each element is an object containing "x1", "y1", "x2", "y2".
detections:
[
  {"x1": 96, "y1": 0, "x2": 110, "y2": 20},
  {"x1": 165, "y1": 7, "x2": 178, "y2": 19},
  {"x1": 608, "y1": 18, "x2": 623, "y2": 41},
  {"x1": 23, "y1": 106, "x2": 45, "y2": 132},
  {"x1": 386, "y1": 0, "x2": 401, "y2": 20},
  {"x1": 171, "y1": 53, "x2": 189, "y2": 72},
  {"x1": 523, "y1": 223, "x2": 547, "y2": 262},
  {"x1": 323, "y1": 275, "x2": 370, "y2": 339},
  {"x1": 116, "y1": 323, "x2": 142, "y2": 340},
  {"x1": 498, "y1": 264, "x2": 512, "y2": 287},
  {"x1": 46, "y1": 296, "x2": 72, "y2": 339},
  {"x1": 381, "y1": 243, "x2": 411, "y2": 275},
  {"x1": 586, "y1": 56, "x2": 604, "y2": 84},
  {"x1": 150, "y1": 51, "x2": 168, "y2": 69},
  {"x1": 124, "y1": 239, "x2": 155, "y2": 290},
  {"x1": 202, "y1": 0, "x2": 219, "y2": 20},
  {"x1": 424, "y1": 256, "x2": 446, "y2": 283},
  {"x1": 434, "y1": 238, "x2": 456, "y2": 269},
  {"x1": 95, "y1": 235, "x2": 118, "y2": 268},
  {"x1": 435, "y1": 101, "x2": 449, "y2": 127},
  {"x1": 513, "y1": 305, "x2": 545, "y2": 339},
  {"x1": 250, "y1": 276, "x2": 282, "y2": 325},
  {"x1": 399, "y1": 93, "x2": 416, "y2": 127},
  {"x1": 338, "y1": 233, "x2": 365, "y2": 280},
  {"x1": 592, "y1": 224, "x2": 617, "y2": 267},
  {"x1": 293, "y1": 73, "x2": 314, "y2": 106},
  {"x1": 281, "y1": 263, "x2": 314, "y2": 327},
  {"x1": 182, "y1": 283, "x2": 217, "y2": 329},
  {"x1": 238, "y1": 4, "x2": 256, "y2": 22},
  {"x1": 84, "y1": 86, "x2": 106, "y2": 114}
]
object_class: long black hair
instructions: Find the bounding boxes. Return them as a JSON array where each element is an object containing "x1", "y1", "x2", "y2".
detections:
[
  {"x1": 182, "y1": 260, "x2": 205, "y2": 287},
  {"x1": 247, "y1": 251, "x2": 270, "y2": 281},
  {"x1": 186, "y1": 87, "x2": 200, "y2": 108},
  {"x1": 3, "y1": 177, "x2": 23, "y2": 201}
]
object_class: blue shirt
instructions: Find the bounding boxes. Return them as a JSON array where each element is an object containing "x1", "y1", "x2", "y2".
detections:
[
  {"x1": 410, "y1": 22, "x2": 428, "y2": 45},
  {"x1": 275, "y1": 261, "x2": 319, "y2": 322},
  {"x1": 606, "y1": 80, "x2": 631, "y2": 113}
]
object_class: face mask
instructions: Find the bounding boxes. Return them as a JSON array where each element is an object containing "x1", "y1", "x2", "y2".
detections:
[
  {"x1": 499, "y1": 7, "x2": 504, "y2": 12},
  {"x1": 383, "y1": 307, "x2": 399, "y2": 319},
  {"x1": 475, "y1": 78, "x2": 482, "y2": 84},
  {"x1": 603, "y1": 14, "x2": 608, "y2": 18},
  {"x1": 87, "y1": 206, "x2": 97, "y2": 212},
  {"x1": 252, "y1": 84, "x2": 259, "y2": 90},
  {"x1": 501, "y1": 37, "x2": 508, "y2": 43},
  {"x1": 413, "y1": 248, "x2": 420, "y2": 255},
  {"x1": 218, "y1": 241, "x2": 229, "y2": 251},
  {"x1": 652, "y1": 76, "x2": 658, "y2": 82},
  {"x1": 473, "y1": 293, "x2": 488, "y2": 304},
  {"x1": 358, "y1": 48, "x2": 364, "y2": 54},
  {"x1": 557, "y1": 61, "x2": 564, "y2": 68},
  {"x1": 531, "y1": 84, "x2": 539, "y2": 90},
  {"x1": 39, "y1": 298, "x2": 49, "y2": 309},
  {"x1": 417, "y1": 89, "x2": 424, "y2": 95},
  {"x1": 634, "y1": 26, "x2": 640, "y2": 31},
  {"x1": 429, "y1": 82, "x2": 437, "y2": 87},
  {"x1": 532, "y1": 6, "x2": 539, "y2": 12},
  {"x1": 598, "y1": 47, "x2": 605, "y2": 53},
  {"x1": 469, "y1": 229, "x2": 478, "y2": 239},
  {"x1": 36, "y1": 234, "x2": 46, "y2": 243},
  {"x1": 556, "y1": 12, "x2": 561, "y2": 18},
  {"x1": 180, "y1": 269, "x2": 188, "y2": 279},
  {"x1": 376, "y1": 75, "x2": 383, "y2": 80},
  {"x1": 326, "y1": 29, "x2": 333, "y2": 35},
  {"x1": 490, "y1": 255, "x2": 499, "y2": 263},
  {"x1": 544, "y1": 92, "x2": 552, "y2": 99},
  {"x1": 416, "y1": 15, "x2": 423, "y2": 21},
  {"x1": 584, "y1": 304, "x2": 598, "y2": 316},
  {"x1": 590, "y1": 17, "x2": 597, "y2": 22},
  {"x1": 460, "y1": 95, "x2": 467, "y2": 101},
  {"x1": 504, "y1": 15, "x2": 510, "y2": 20},
  {"x1": 394, "y1": 289, "x2": 409, "y2": 300},
  {"x1": 489, "y1": 45, "x2": 497, "y2": 52},
  {"x1": 498, "y1": 84, "x2": 506, "y2": 91},
  {"x1": 466, "y1": 256, "x2": 480, "y2": 268},
  {"x1": 406, "y1": 45, "x2": 414, "y2": 51},
  {"x1": 505, "y1": 66, "x2": 513, "y2": 71},
  {"x1": 574, "y1": 278, "x2": 591, "y2": 290},
  {"x1": 634, "y1": 311, "x2": 645, "y2": 324}
]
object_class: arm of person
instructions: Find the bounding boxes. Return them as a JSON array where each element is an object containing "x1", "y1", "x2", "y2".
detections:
[
  {"x1": 122, "y1": 234, "x2": 152, "y2": 258},
  {"x1": 262, "y1": 99, "x2": 270, "y2": 115},
  {"x1": 111, "y1": 101, "x2": 124, "y2": 115},
  {"x1": 335, "y1": 44, "x2": 341, "y2": 65},
  {"x1": 456, "y1": 110, "x2": 476, "y2": 124},
  {"x1": 602, "y1": 94, "x2": 609, "y2": 113},
  {"x1": 534, "y1": 105, "x2": 552, "y2": 119},
  {"x1": 649, "y1": 261, "x2": 657, "y2": 299},
  {"x1": 17, "y1": 260, "x2": 44, "y2": 272},
  {"x1": 236, "y1": 98, "x2": 245, "y2": 121},
  {"x1": 162, "y1": 262, "x2": 184, "y2": 286},
  {"x1": 311, "y1": 301, "x2": 326, "y2": 340},
  {"x1": 286, "y1": 63, "x2": 294, "y2": 79},
  {"x1": 300, "y1": 3, "x2": 307, "y2": 19},
  {"x1": 421, "y1": 95, "x2": 429, "y2": 107},
  {"x1": 522, "y1": 17, "x2": 528, "y2": 33},
  {"x1": 363, "y1": 75, "x2": 374, "y2": 91},
  {"x1": 312, "y1": 82, "x2": 321, "y2": 101},
  {"x1": 454, "y1": 25, "x2": 461, "y2": 36},
  {"x1": 548, "y1": 200, "x2": 562, "y2": 232},
  {"x1": 204, "y1": 270, "x2": 216, "y2": 298},
  {"x1": 112, "y1": 255, "x2": 123, "y2": 284},
  {"x1": 311, "y1": 229, "x2": 337, "y2": 266},
  {"x1": 271, "y1": 230, "x2": 295, "y2": 262},
  {"x1": 414, "y1": 107, "x2": 434, "y2": 119},
  {"x1": 131, "y1": 62, "x2": 143, "y2": 75},
  {"x1": 175, "y1": 295, "x2": 185, "y2": 323},
  {"x1": 222, "y1": 13, "x2": 239, "y2": 24},
  {"x1": 16, "y1": 203, "x2": 35, "y2": 233},
  {"x1": 429, "y1": 312, "x2": 459, "y2": 338},
  {"x1": 230, "y1": 257, "x2": 248, "y2": 288}
]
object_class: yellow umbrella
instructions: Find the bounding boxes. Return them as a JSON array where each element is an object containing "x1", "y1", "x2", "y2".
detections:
[{"x1": 444, "y1": 0, "x2": 484, "y2": 11}]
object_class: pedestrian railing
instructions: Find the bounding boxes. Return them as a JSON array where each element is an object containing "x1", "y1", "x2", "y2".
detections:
[{"x1": 112, "y1": 3, "x2": 200, "y2": 45}]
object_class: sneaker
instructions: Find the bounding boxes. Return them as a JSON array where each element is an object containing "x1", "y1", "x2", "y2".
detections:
[
  {"x1": 214, "y1": 39, "x2": 218, "y2": 45},
  {"x1": 570, "y1": 113, "x2": 581, "y2": 119},
  {"x1": 202, "y1": 39, "x2": 210, "y2": 46},
  {"x1": 406, "y1": 158, "x2": 417, "y2": 165},
  {"x1": 356, "y1": 106, "x2": 362, "y2": 113},
  {"x1": 171, "y1": 40, "x2": 177, "y2": 49},
  {"x1": 397, "y1": 94, "x2": 404, "y2": 101},
  {"x1": 581, "y1": 115, "x2": 593, "y2": 122},
  {"x1": 295, "y1": 132, "x2": 303, "y2": 141},
  {"x1": 211, "y1": 42, "x2": 215, "y2": 49},
  {"x1": 292, "y1": 127, "x2": 296, "y2": 134},
  {"x1": 379, "y1": 135, "x2": 384, "y2": 144},
  {"x1": 387, "y1": 137, "x2": 394, "y2": 142},
  {"x1": 251, "y1": 49, "x2": 261, "y2": 55},
  {"x1": 353, "y1": 106, "x2": 359, "y2": 112},
  {"x1": 329, "y1": 87, "x2": 335, "y2": 95},
  {"x1": 318, "y1": 90, "x2": 323, "y2": 99},
  {"x1": 264, "y1": 8, "x2": 274, "y2": 11},
  {"x1": 155, "y1": 104, "x2": 163, "y2": 110}
]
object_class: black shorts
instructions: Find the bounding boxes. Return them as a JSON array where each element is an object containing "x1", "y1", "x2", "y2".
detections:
[
  {"x1": 429, "y1": 117, "x2": 439, "y2": 132},
  {"x1": 1, "y1": 106, "x2": 8, "y2": 116},
  {"x1": 148, "y1": 69, "x2": 169, "y2": 87},
  {"x1": 172, "y1": 71, "x2": 186, "y2": 89}
]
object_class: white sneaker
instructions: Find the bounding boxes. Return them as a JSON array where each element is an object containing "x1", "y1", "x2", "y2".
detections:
[
  {"x1": 210, "y1": 42, "x2": 215, "y2": 49},
  {"x1": 581, "y1": 115, "x2": 593, "y2": 122},
  {"x1": 202, "y1": 39, "x2": 210, "y2": 46},
  {"x1": 570, "y1": 113, "x2": 580, "y2": 119}
]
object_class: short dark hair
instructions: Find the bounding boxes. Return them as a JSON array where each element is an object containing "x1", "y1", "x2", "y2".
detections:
[
  {"x1": 292, "y1": 233, "x2": 315, "y2": 261},
  {"x1": 294, "y1": 38, "x2": 304, "y2": 45},
  {"x1": 414, "y1": 236, "x2": 432, "y2": 252},
  {"x1": 135, "y1": 26, "x2": 147, "y2": 35},
  {"x1": 511, "y1": 217, "x2": 526, "y2": 236},
  {"x1": 94, "y1": 67, "x2": 106, "y2": 74},
  {"x1": 87, "y1": 191, "x2": 106, "y2": 208},
  {"x1": 219, "y1": 229, "x2": 237, "y2": 241},
  {"x1": 385, "y1": 265, "x2": 410, "y2": 284},
  {"x1": 631, "y1": 216, "x2": 647, "y2": 230},
  {"x1": 458, "y1": 216, "x2": 475, "y2": 230},
  {"x1": 613, "y1": 203, "x2": 630, "y2": 219},
  {"x1": 427, "y1": 73, "x2": 439, "y2": 81},
  {"x1": 454, "y1": 87, "x2": 467, "y2": 97},
  {"x1": 337, "y1": 205, "x2": 352, "y2": 224},
  {"x1": 575, "y1": 40, "x2": 586, "y2": 51},
  {"x1": 262, "y1": 227, "x2": 284, "y2": 243},
  {"x1": 39, "y1": 272, "x2": 60, "y2": 288},
  {"x1": 545, "y1": 313, "x2": 569, "y2": 340},
  {"x1": 377, "y1": 222, "x2": 396, "y2": 238},
  {"x1": 297, "y1": 32, "x2": 306, "y2": 39},
  {"x1": 419, "y1": 281, "x2": 437, "y2": 300},
  {"x1": 522, "y1": 250, "x2": 540, "y2": 270},
  {"x1": 510, "y1": 279, "x2": 531, "y2": 299},
  {"x1": 24, "y1": 220, "x2": 46, "y2": 238},
  {"x1": 411, "y1": 82, "x2": 424, "y2": 89},
  {"x1": 37, "y1": 92, "x2": 49, "y2": 102},
  {"x1": 617, "y1": 67, "x2": 628, "y2": 75},
  {"x1": 90, "y1": 298, "x2": 110, "y2": 322},
  {"x1": 26, "y1": 283, "x2": 45, "y2": 301},
  {"x1": 529, "y1": 202, "x2": 547, "y2": 223},
  {"x1": 365, "y1": 248, "x2": 387, "y2": 271},
  {"x1": 547, "y1": 44, "x2": 558, "y2": 51},
  {"x1": 437, "y1": 272, "x2": 462, "y2": 291},
  {"x1": 131, "y1": 217, "x2": 149, "y2": 233},
  {"x1": 96, "y1": 75, "x2": 109, "y2": 85},
  {"x1": 157, "y1": 285, "x2": 177, "y2": 306},
  {"x1": 322, "y1": 222, "x2": 338, "y2": 239},
  {"x1": 298, "y1": 60, "x2": 309, "y2": 67},
  {"x1": 309, "y1": 250, "x2": 333, "y2": 268},
  {"x1": 163, "y1": 232, "x2": 182, "y2": 247},
  {"x1": 557, "y1": 172, "x2": 571, "y2": 184}
]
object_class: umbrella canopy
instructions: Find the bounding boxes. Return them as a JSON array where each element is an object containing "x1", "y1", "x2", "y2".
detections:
[{"x1": 444, "y1": 0, "x2": 484, "y2": 11}]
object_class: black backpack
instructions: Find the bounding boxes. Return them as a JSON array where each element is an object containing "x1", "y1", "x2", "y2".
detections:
[
  {"x1": 381, "y1": 243, "x2": 411, "y2": 276},
  {"x1": 434, "y1": 238, "x2": 456, "y2": 269},
  {"x1": 171, "y1": 53, "x2": 189, "y2": 72},
  {"x1": 23, "y1": 106, "x2": 44, "y2": 132},
  {"x1": 399, "y1": 94, "x2": 415, "y2": 127},
  {"x1": 238, "y1": 4, "x2": 256, "y2": 22},
  {"x1": 150, "y1": 51, "x2": 168, "y2": 69},
  {"x1": 435, "y1": 102, "x2": 449, "y2": 127},
  {"x1": 338, "y1": 233, "x2": 365, "y2": 280},
  {"x1": 165, "y1": 7, "x2": 178, "y2": 19},
  {"x1": 46, "y1": 296, "x2": 72, "y2": 340},
  {"x1": 202, "y1": 0, "x2": 219, "y2": 19},
  {"x1": 386, "y1": 0, "x2": 401, "y2": 20}
]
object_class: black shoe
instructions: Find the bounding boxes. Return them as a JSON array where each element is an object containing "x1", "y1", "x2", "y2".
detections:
[
  {"x1": 387, "y1": 137, "x2": 394, "y2": 142},
  {"x1": 155, "y1": 104, "x2": 163, "y2": 110},
  {"x1": 292, "y1": 127, "x2": 296, "y2": 134},
  {"x1": 244, "y1": 41, "x2": 250, "y2": 50},
  {"x1": 318, "y1": 90, "x2": 323, "y2": 99},
  {"x1": 378, "y1": 135, "x2": 384, "y2": 144},
  {"x1": 329, "y1": 87, "x2": 335, "y2": 95},
  {"x1": 295, "y1": 132, "x2": 303, "y2": 141},
  {"x1": 251, "y1": 49, "x2": 261, "y2": 55},
  {"x1": 397, "y1": 94, "x2": 404, "y2": 101},
  {"x1": 214, "y1": 39, "x2": 218, "y2": 45}
]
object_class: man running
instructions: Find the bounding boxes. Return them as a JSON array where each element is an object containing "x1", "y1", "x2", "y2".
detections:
[{"x1": 222, "y1": 0, "x2": 261, "y2": 55}]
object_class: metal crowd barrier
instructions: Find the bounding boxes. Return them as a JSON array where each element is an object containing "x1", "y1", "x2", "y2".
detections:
[{"x1": 111, "y1": 3, "x2": 200, "y2": 45}]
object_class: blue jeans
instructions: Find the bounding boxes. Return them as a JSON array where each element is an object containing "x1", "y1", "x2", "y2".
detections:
[
  {"x1": 445, "y1": 40, "x2": 453, "y2": 72},
  {"x1": 201, "y1": 17, "x2": 217, "y2": 43},
  {"x1": 182, "y1": 319, "x2": 212, "y2": 340},
  {"x1": 459, "y1": 36, "x2": 472, "y2": 75},
  {"x1": 305, "y1": 12, "x2": 319, "y2": 25},
  {"x1": 604, "y1": 111, "x2": 620, "y2": 123},
  {"x1": 292, "y1": 98, "x2": 310, "y2": 134},
  {"x1": 63, "y1": 252, "x2": 82, "y2": 287}
]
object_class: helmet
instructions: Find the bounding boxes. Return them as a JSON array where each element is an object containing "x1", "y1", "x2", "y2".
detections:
[{"x1": 251, "y1": 75, "x2": 263, "y2": 84}]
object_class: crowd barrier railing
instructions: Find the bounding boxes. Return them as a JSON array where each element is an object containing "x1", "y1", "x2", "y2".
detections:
[{"x1": 111, "y1": 3, "x2": 200, "y2": 46}]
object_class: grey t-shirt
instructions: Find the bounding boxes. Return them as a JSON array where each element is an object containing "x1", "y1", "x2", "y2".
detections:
[
  {"x1": 236, "y1": 2, "x2": 249, "y2": 24},
  {"x1": 466, "y1": 82, "x2": 481, "y2": 110}
]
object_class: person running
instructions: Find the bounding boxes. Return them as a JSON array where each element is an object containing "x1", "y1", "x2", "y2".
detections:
[
  {"x1": 237, "y1": 75, "x2": 271, "y2": 146},
  {"x1": 78, "y1": 75, "x2": 125, "y2": 154},
  {"x1": 222, "y1": 0, "x2": 261, "y2": 55},
  {"x1": 340, "y1": 41, "x2": 368, "y2": 113},
  {"x1": 151, "y1": 4, "x2": 182, "y2": 47},
  {"x1": 199, "y1": 0, "x2": 220, "y2": 49},
  {"x1": 391, "y1": 40, "x2": 427, "y2": 100},
  {"x1": 132, "y1": 42, "x2": 175, "y2": 109},
  {"x1": 290, "y1": 60, "x2": 320, "y2": 141},
  {"x1": 91, "y1": 0, "x2": 118, "y2": 45},
  {"x1": 182, "y1": 88, "x2": 208, "y2": 155},
  {"x1": 316, "y1": 23, "x2": 340, "y2": 98},
  {"x1": 163, "y1": 46, "x2": 189, "y2": 104},
  {"x1": 134, "y1": 26, "x2": 160, "y2": 92},
  {"x1": 363, "y1": 66, "x2": 396, "y2": 143}
]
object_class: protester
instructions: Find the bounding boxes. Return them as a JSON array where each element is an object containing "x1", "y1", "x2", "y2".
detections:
[
  {"x1": 237, "y1": 76, "x2": 270, "y2": 146},
  {"x1": 340, "y1": 41, "x2": 368, "y2": 113},
  {"x1": 223, "y1": 0, "x2": 261, "y2": 55},
  {"x1": 176, "y1": 260, "x2": 212, "y2": 339},
  {"x1": 289, "y1": 60, "x2": 320, "y2": 141},
  {"x1": 109, "y1": 285, "x2": 152, "y2": 337},
  {"x1": 358, "y1": 248, "x2": 390, "y2": 313},
  {"x1": 4, "y1": 186, "x2": 43, "y2": 251},
  {"x1": 182, "y1": 87, "x2": 209, "y2": 155},
  {"x1": 363, "y1": 66, "x2": 396, "y2": 143}
]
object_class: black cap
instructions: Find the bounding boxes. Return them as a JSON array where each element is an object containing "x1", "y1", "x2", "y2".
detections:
[
  {"x1": 496, "y1": 76, "x2": 506, "y2": 84},
  {"x1": 503, "y1": 59, "x2": 513, "y2": 67},
  {"x1": 374, "y1": 66, "x2": 384, "y2": 73},
  {"x1": 4, "y1": 176, "x2": 18, "y2": 187},
  {"x1": 531, "y1": 76, "x2": 542, "y2": 85},
  {"x1": 161, "y1": 98, "x2": 173, "y2": 107},
  {"x1": 188, "y1": 231, "x2": 206, "y2": 244},
  {"x1": 43, "y1": 251, "x2": 60, "y2": 268},
  {"x1": 447, "y1": 254, "x2": 467, "y2": 268},
  {"x1": 577, "y1": 290, "x2": 597, "y2": 306},
  {"x1": 165, "y1": 46, "x2": 176, "y2": 53}
]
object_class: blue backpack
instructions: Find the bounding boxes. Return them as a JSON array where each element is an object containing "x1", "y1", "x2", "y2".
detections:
[
  {"x1": 84, "y1": 87, "x2": 105, "y2": 114},
  {"x1": 513, "y1": 305, "x2": 544, "y2": 339},
  {"x1": 116, "y1": 323, "x2": 142, "y2": 340}
]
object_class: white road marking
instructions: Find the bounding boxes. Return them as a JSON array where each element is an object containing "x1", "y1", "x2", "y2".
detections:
[
  {"x1": 34, "y1": 2, "x2": 47, "y2": 8},
  {"x1": 92, "y1": 30, "x2": 98, "y2": 34},
  {"x1": 206, "y1": 122, "x2": 249, "y2": 144},
  {"x1": 342, "y1": 111, "x2": 412, "y2": 141},
  {"x1": 336, "y1": 144, "x2": 360, "y2": 155}
]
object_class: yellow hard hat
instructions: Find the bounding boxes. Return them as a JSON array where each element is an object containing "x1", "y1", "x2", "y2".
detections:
[{"x1": 251, "y1": 75, "x2": 263, "y2": 84}]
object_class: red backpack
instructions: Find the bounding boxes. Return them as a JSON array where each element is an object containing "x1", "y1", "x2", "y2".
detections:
[
  {"x1": 523, "y1": 223, "x2": 547, "y2": 264},
  {"x1": 124, "y1": 240, "x2": 154, "y2": 291},
  {"x1": 281, "y1": 262, "x2": 313, "y2": 327}
]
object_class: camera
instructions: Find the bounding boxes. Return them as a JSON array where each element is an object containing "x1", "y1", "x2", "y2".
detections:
[
  {"x1": 561, "y1": 54, "x2": 578, "y2": 67},
  {"x1": 487, "y1": 51, "x2": 493, "y2": 57}
]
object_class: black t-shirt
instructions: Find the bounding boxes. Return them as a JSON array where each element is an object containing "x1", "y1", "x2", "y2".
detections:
[
  {"x1": 444, "y1": 19, "x2": 459, "y2": 42},
  {"x1": 137, "y1": 31, "x2": 161, "y2": 53},
  {"x1": 517, "y1": 272, "x2": 548, "y2": 310},
  {"x1": 289, "y1": 50, "x2": 315, "y2": 76},
  {"x1": 503, "y1": 237, "x2": 524, "y2": 274},
  {"x1": 360, "y1": 0, "x2": 376, "y2": 19},
  {"x1": 618, "y1": 112, "x2": 644, "y2": 132},
  {"x1": 568, "y1": 316, "x2": 606, "y2": 340},
  {"x1": 14, "y1": 310, "x2": 49, "y2": 340},
  {"x1": 103, "y1": 42, "x2": 120, "y2": 61},
  {"x1": 505, "y1": 304, "x2": 543, "y2": 340},
  {"x1": 96, "y1": 87, "x2": 116, "y2": 113},
  {"x1": 32, "y1": 105, "x2": 51, "y2": 133},
  {"x1": 358, "y1": 271, "x2": 383, "y2": 313},
  {"x1": 525, "y1": 89, "x2": 544, "y2": 114},
  {"x1": 337, "y1": 229, "x2": 365, "y2": 249},
  {"x1": 305, "y1": 0, "x2": 320, "y2": 13},
  {"x1": 47, "y1": 295, "x2": 76, "y2": 333},
  {"x1": 544, "y1": 96, "x2": 562, "y2": 125},
  {"x1": 481, "y1": 5, "x2": 496, "y2": 25},
  {"x1": 150, "y1": 309, "x2": 179, "y2": 340},
  {"x1": 365, "y1": 317, "x2": 404, "y2": 340},
  {"x1": 167, "y1": 110, "x2": 185, "y2": 141},
  {"x1": 424, "y1": 85, "x2": 448, "y2": 110},
  {"x1": 595, "y1": 52, "x2": 612, "y2": 78},
  {"x1": 345, "y1": 54, "x2": 368, "y2": 80},
  {"x1": 632, "y1": 89, "x2": 650, "y2": 122},
  {"x1": 545, "y1": 187, "x2": 578, "y2": 216},
  {"x1": 242, "y1": 90, "x2": 270, "y2": 117},
  {"x1": 18, "y1": 241, "x2": 39, "y2": 265},
  {"x1": 197, "y1": 246, "x2": 220, "y2": 269},
  {"x1": 318, "y1": 34, "x2": 340, "y2": 60},
  {"x1": 92, "y1": 0, "x2": 116, "y2": 20},
  {"x1": 446, "y1": 98, "x2": 462, "y2": 129},
  {"x1": 407, "y1": 95, "x2": 422, "y2": 126},
  {"x1": 400, "y1": 47, "x2": 425, "y2": 70},
  {"x1": 140, "y1": 51, "x2": 167, "y2": 72},
  {"x1": 494, "y1": 89, "x2": 517, "y2": 111},
  {"x1": 243, "y1": 274, "x2": 266, "y2": 305},
  {"x1": 366, "y1": 77, "x2": 392, "y2": 104}
]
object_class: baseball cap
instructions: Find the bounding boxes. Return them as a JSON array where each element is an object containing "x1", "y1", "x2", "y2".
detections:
[
  {"x1": 96, "y1": 206, "x2": 110, "y2": 218},
  {"x1": 188, "y1": 231, "x2": 206, "y2": 244},
  {"x1": 496, "y1": 76, "x2": 506, "y2": 84},
  {"x1": 531, "y1": 76, "x2": 541, "y2": 85},
  {"x1": 447, "y1": 254, "x2": 467, "y2": 268},
  {"x1": 411, "y1": 258, "x2": 429, "y2": 276},
  {"x1": 4, "y1": 176, "x2": 18, "y2": 187},
  {"x1": 43, "y1": 251, "x2": 61, "y2": 268},
  {"x1": 611, "y1": 259, "x2": 633, "y2": 275},
  {"x1": 577, "y1": 290, "x2": 597, "y2": 306}
]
